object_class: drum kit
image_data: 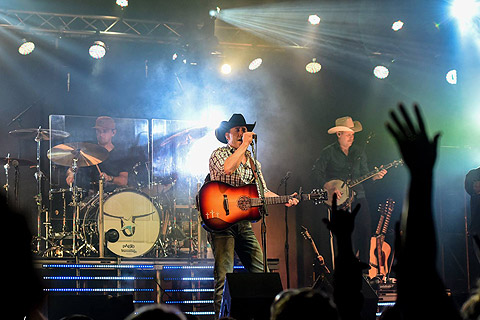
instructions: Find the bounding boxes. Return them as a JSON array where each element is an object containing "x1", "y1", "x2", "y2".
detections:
[{"x1": 6, "y1": 127, "x2": 202, "y2": 259}]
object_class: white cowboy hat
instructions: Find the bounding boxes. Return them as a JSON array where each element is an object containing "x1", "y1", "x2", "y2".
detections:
[{"x1": 327, "y1": 116, "x2": 363, "y2": 134}]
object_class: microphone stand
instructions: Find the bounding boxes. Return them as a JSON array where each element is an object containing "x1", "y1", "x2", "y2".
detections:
[
  {"x1": 277, "y1": 172, "x2": 291, "y2": 288},
  {"x1": 250, "y1": 138, "x2": 269, "y2": 273},
  {"x1": 284, "y1": 178, "x2": 290, "y2": 288}
]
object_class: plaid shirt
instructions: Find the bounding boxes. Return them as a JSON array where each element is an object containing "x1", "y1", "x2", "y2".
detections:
[{"x1": 209, "y1": 145, "x2": 270, "y2": 193}]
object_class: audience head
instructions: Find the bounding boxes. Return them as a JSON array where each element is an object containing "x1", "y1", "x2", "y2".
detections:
[
  {"x1": 270, "y1": 288, "x2": 338, "y2": 320},
  {"x1": 124, "y1": 304, "x2": 186, "y2": 320},
  {"x1": 461, "y1": 279, "x2": 480, "y2": 320}
]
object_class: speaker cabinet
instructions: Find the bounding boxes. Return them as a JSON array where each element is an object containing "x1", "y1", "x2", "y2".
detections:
[
  {"x1": 47, "y1": 295, "x2": 134, "y2": 320},
  {"x1": 220, "y1": 273, "x2": 283, "y2": 320}
]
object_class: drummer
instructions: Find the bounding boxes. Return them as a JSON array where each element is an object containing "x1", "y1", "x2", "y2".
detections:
[{"x1": 66, "y1": 116, "x2": 129, "y2": 192}]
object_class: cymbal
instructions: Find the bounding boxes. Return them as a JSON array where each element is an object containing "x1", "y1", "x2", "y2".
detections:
[
  {"x1": 47, "y1": 142, "x2": 109, "y2": 167},
  {"x1": 0, "y1": 157, "x2": 36, "y2": 167},
  {"x1": 9, "y1": 128, "x2": 70, "y2": 141},
  {"x1": 159, "y1": 127, "x2": 209, "y2": 148}
]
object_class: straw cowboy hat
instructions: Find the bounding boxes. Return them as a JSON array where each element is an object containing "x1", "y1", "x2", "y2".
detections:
[
  {"x1": 215, "y1": 114, "x2": 256, "y2": 144},
  {"x1": 327, "y1": 116, "x2": 363, "y2": 134}
]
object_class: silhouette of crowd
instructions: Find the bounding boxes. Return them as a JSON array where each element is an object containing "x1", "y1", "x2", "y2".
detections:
[{"x1": 10, "y1": 104, "x2": 480, "y2": 320}]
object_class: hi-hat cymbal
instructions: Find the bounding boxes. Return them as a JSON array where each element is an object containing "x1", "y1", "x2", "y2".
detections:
[
  {"x1": 0, "y1": 157, "x2": 36, "y2": 167},
  {"x1": 9, "y1": 128, "x2": 70, "y2": 141},
  {"x1": 47, "y1": 142, "x2": 109, "y2": 167}
]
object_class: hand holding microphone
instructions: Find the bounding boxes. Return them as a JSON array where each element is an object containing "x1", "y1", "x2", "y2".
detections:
[{"x1": 242, "y1": 131, "x2": 256, "y2": 147}]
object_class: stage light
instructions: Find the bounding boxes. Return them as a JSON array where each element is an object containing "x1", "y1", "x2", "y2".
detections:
[
  {"x1": 18, "y1": 40, "x2": 35, "y2": 55},
  {"x1": 248, "y1": 58, "x2": 262, "y2": 70},
  {"x1": 392, "y1": 20, "x2": 404, "y2": 31},
  {"x1": 450, "y1": 0, "x2": 479, "y2": 21},
  {"x1": 209, "y1": 7, "x2": 221, "y2": 18},
  {"x1": 308, "y1": 14, "x2": 321, "y2": 25},
  {"x1": 446, "y1": 69, "x2": 457, "y2": 84},
  {"x1": 305, "y1": 58, "x2": 322, "y2": 73},
  {"x1": 89, "y1": 41, "x2": 106, "y2": 59},
  {"x1": 220, "y1": 63, "x2": 232, "y2": 74},
  {"x1": 116, "y1": 0, "x2": 128, "y2": 7},
  {"x1": 373, "y1": 65, "x2": 389, "y2": 79}
]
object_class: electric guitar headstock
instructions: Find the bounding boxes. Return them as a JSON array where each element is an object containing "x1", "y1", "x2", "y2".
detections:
[{"x1": 301, "y1": 225, "x2": 313, "y2": 241}]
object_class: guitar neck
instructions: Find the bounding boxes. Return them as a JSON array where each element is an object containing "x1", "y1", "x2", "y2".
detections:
[
  {"x1": 251, "y1": 194, "x2": 311, "y2": 206},
  {"x1": 349, "y1": 162, "x2": 397, "y2": 188}
]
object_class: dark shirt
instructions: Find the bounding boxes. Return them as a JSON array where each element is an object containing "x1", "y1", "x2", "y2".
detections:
[
  {"x1": 313, "y1": 141, "x2": 369, "y2": 198},
  {"x1": 466, "y1": 167, "x2": 480, "y2": 234},
  {"x1": 75, "y1": 146, "x2": 130, "y2": 193}
]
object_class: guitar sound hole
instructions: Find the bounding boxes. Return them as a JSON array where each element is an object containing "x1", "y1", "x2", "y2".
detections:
[{"x1": 237, "y1": 196, "x2": 251, "y2": 211}]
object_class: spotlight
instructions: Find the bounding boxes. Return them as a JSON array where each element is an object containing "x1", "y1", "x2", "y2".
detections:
[
  {"x1": 308, "y1": 14, "x2": 321, "y2": 25},
  {"x1": 209, "y1": 7, "x2": 221, "y2": 18},
  {"x1": 446, "y1": 69, "x2": 457, "y2": 84},
  {"x1": 450, "y1": 0, "x2": 479, "y2": 21},
  {"x1": 18, "y1": 40, "x2": 35, "y2": 55},
  {"x1": 248, "y1": 58, "x2": 262, "y2": 70},
  {"x1": 220, "y1": 63, "x2": 232, "y2": 74},
  {"x1": 392, "y1": 20, "x2": 404, "y2": 31},
  {"x1": 373, "y1": 65, "x2": 389, "y2": 79},
  {"x1": 89, "y1": 41, "x2": 107, "y2": 59},
  {"x1": 305, "y1": 58, "x2": 322, "y2": 73},
  {"x1": 116, "y1": 0, "x2": 128, "y2": 7}
]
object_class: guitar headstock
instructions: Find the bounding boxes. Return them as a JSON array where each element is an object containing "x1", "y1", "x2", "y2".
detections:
[
  {"x1": 393, "y1": 159, "x2": 404, "y2": 168},
  {"x1": 300, "y1": 226, "x2": 312, "y2": 241},
  {"x1": 311, "y1": 188, "x2": 328, "y2": 205}
]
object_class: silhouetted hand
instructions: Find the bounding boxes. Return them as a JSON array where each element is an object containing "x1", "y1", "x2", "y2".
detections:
[
  {"x1": 385, "y1": 103, "x2": 441, "y2": 173},
  {"x1": 323, "y1": 193, "x2": 360, "y2": 237}
]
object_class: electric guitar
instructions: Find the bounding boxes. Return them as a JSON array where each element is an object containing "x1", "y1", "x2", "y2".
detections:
[
  {"x1": 323, "y1": 159, "x2": 403, "y2": 208},
  {"x1": 368, "y1": 198, "x2": 395, "y2": 280},
  {"x1": 196, "y1": 181, "x2": 327, "y2": 232},
  {"x1": 301, "y1": 226, "x2": 330, "y2": 274}
]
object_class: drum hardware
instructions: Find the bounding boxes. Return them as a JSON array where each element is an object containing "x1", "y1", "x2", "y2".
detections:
[
  {"x1": 46, "y1": 141, "x2": 109, "y2": 257},
  {"x1": 9, "y1": 127, "x2": 70, "y2": 253}
]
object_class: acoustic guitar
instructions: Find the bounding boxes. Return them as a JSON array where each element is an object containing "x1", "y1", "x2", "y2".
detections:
[
  {"x1": 323, "y1": 159, "x2": 403, "y2": 208},
  {"x1": 196, "y1": 181, "x2": 327, "y2": 232},
  {"x1": 368, "y1": 198, "x2": 395, "y2": 280}
]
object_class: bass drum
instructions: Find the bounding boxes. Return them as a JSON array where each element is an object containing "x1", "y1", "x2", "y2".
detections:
[{"x1": 83, "y1": 189, "x2": 161, "y2": 258}]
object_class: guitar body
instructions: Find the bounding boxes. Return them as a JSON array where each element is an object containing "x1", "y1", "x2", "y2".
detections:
[
  {"x1": 368, "y1": 236, "x2": 391, "y2": 279},
  {"x1": 323, "y1": 179, "x2": 354, "y2": 208},
  {"x1": 198, "y1": 181, "x2": 261, "y2": 232}
]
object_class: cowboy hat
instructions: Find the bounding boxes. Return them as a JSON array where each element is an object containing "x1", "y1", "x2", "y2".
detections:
[
  {"x1": 215, "y1": 114, "x2": 256, "y2": 144},
  {"x1": 327, "y1": 116, "x2": 362, "y2": 134}
]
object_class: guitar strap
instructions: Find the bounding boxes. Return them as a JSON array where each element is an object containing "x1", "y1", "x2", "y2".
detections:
[{"x1": 248, "y1": 156, "x2": 259, "y2": 180}]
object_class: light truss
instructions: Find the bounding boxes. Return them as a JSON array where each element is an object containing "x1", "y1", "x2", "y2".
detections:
[
  {"x1": 0, "y1": 9, "x2": 184, "y2": 43},
  {"x1": 0, "y1": 9, "x2": 300, "y2": 50}
]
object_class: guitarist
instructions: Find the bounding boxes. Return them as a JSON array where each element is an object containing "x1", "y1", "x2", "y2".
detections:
[
  {"x1": 208, "y1": 113, "x2": 299, "y2": 319},
  {"x1": 313, "y1": 116, "x2": 387, "y2": 267}
]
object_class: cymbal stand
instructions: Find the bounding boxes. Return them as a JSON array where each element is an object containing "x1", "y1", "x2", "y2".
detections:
[
  {"x1": 69, "y1": 156, "x2": 84, "y2": 256},
  {"x1": 34, "y1": 127, "x2": 47, "y2": 252},
  {"x1": 3, "y1": 153, "x2": 11, "y2": 205}
]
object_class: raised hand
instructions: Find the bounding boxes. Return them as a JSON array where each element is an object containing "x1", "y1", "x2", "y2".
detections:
[
  {"x1": 322, "y1": 193, "x2": 360, "y2": 237},
  {"x1": 385, "y1": 103, "x2": 441, "y2": 173}
]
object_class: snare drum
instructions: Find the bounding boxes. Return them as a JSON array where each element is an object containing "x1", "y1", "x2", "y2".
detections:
[{"x1": 83, "y1": 189, "x2": 161, "y2": 257}]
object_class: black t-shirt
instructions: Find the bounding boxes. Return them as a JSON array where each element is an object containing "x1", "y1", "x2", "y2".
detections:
[{"x1": 74, "y1": 146, "x2": 130, "y2": 193}]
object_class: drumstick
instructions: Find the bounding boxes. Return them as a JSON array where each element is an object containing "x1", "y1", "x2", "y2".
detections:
[{"x1": 95, "y1": 164, "x2": 103, "y2": 176}]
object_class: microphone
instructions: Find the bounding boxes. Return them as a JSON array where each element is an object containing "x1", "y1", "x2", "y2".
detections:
[{"x1": 280, "y1": 171, "x2": 291, "y2": 185}]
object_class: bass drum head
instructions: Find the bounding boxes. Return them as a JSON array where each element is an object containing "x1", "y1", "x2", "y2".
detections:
[{"x1": 100, "y1": 190, "x2": 160, "y2": 257}]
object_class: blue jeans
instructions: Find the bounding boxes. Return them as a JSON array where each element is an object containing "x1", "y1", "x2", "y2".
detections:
[{"x1": 208, "y1": 221, "x2": 266, "y2": 318}]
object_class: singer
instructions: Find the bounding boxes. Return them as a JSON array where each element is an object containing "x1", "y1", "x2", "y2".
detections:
[{"x1": 208, "y1": 113, "x2": 298, "y2": 318}]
